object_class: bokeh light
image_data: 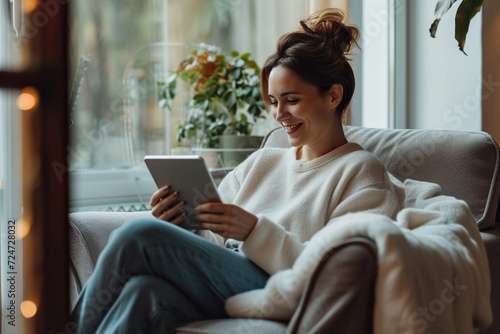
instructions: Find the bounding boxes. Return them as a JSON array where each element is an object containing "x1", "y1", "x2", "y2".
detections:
[
  {"x1": 20, "y1": 300, "x2": 37, "y2": 318},
  {"x1": 16, "y1": 87, "x2": 39, "y2": 111}
]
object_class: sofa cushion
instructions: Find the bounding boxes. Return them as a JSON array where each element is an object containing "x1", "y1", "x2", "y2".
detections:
[
  {"x1": 175, "y1": 319, "x2": 287, "y2": 334},
  {"x1": 261, "y1": 126, "x2": 500, "y2": 230}
]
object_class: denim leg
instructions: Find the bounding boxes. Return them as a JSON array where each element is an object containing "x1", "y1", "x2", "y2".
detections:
[
  {"x1": 96, "y1": 275, "x2": 203, "y2": 334},
  {"x1": 71, "y1": 218, "x2": 269, "y2": 333}
]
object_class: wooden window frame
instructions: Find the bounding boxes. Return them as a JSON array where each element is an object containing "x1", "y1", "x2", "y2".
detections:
[{"x1": 0, "y1": 2, "x2": 69, "y2": 332}]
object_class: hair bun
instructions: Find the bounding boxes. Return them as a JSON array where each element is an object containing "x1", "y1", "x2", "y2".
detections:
[{"x1": 298, "y1": 9, "x2": 359, "y2": 58}]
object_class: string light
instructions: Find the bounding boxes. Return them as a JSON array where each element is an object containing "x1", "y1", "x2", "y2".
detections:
[
  {"x1": 24, "y1": 0, "x2": 38, "y2": 14},
  {"x1": 15, "y1": 219, "x2": 31, "y2": 239},
  {"x1": 20, "y1": 300, "x2": 37, "y2": 318},
  {"x1": 16, "y1": 87, "x2": 39, "y2": 111}
]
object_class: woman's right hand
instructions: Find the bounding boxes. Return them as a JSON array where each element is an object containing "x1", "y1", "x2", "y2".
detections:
[{"x1": 150, "y1": 185, "x2": 187, "y2": 225}]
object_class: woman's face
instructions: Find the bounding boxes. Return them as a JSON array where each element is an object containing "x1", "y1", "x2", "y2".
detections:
[{"x1": 267, "y1": 65, "x2": 342, "y2": 155}]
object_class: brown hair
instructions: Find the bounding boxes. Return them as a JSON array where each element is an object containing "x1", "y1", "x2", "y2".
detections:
[{"x1": 260, "y1": 9, "x2": 359, "y2": 118}]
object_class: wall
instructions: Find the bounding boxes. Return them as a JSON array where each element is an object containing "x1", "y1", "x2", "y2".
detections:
[
  {"x1": 407, "y1": 1, "x2": 482, "y2": 131},
  {"x1": 482, "y1": 1, "x2": 500, "y2": 143}
]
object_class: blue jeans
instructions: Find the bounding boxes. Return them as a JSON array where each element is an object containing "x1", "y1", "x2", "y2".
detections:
[{"x1": 71, "y1": 218, "x2": 269, "y2": 334}]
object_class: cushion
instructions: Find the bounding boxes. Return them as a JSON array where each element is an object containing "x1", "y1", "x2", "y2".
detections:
[
  {"x1": 175, "y1": 319, "x2": 287, "y2": 334},
  {"x1": 261, "y1": 126, "x2": 500, "y2": 230}
]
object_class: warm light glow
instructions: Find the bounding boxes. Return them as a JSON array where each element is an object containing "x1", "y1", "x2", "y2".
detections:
[
  {"x1": 16, "y1": 219, "x2": 31, "y2": 239},
  {"x1": 20, "y1": 301, "x2": 37, "y2": 318},
  {"x1": 16, "y1": 87, "x2": 39, "y2": 111},
  {"x1": 24, "y1": 0, "x2": 38, "y2": 14}
]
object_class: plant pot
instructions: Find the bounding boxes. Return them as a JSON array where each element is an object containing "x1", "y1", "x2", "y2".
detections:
[{"x1": 219, "y1": 135, "x2": 264, "y2": 167}]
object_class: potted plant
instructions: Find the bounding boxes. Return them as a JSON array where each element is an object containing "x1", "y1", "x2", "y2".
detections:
[{"x1": 157, "y1": 46, "x2": 267, "y2": 166}]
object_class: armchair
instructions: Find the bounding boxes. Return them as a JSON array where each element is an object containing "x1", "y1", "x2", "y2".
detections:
[{"x1": 69, "y1": 126, "x2": 500, "y2": 333}]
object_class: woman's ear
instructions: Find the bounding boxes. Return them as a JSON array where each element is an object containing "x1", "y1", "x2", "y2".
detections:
[{"x1": 329, "y1": 84, "x2": 343, "y2": 110}]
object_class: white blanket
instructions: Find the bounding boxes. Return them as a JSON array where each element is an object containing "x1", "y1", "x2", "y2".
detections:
[{"x1": 225, "y1": 179, "x2": 492, "y2": 333}]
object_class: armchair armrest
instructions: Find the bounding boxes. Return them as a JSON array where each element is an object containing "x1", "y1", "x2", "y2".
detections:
[
  {"x1": 68, "y1": 211, "x2": 152, "y2": 306},
  {"x1": 288, "y1": 237, "x2": 377, "y2": 334}
]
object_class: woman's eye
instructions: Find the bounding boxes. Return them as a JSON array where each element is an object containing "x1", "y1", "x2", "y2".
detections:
[
  {"x1": 269, "y1": 100, "x2": 278, "y2": 105},
  {"x1": 287, "y1": 99, "x2": 298, "y2": 104}
]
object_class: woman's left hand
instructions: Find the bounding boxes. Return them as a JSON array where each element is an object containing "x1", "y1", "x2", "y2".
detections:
[{"x1": 195, "y1": 203, "x2": 258, "y2": 241}]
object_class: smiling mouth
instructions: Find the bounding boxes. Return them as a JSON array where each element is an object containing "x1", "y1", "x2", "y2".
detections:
[{"x1": 283, "y1": 123, "x2": 303, "y2": 133}]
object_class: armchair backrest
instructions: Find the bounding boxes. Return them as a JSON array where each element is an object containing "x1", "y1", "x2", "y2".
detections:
[{"x1": 261, "y1": 126, "x2": 500, "y2": 231}]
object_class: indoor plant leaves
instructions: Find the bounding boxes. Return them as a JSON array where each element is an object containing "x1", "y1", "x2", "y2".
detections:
[
  {"x1": 430, "y1": 0, "x2": 458, "y2": 37},
  {"x1": 429, "y1": 0, "x2": 484, "y2": 54},
  {"x1": 455, "y1": 0, "x2": 484, "y2": 54}
]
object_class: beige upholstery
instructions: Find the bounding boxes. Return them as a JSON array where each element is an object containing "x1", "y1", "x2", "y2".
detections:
[{"x1": 69, "y1": 126, "x2": 500, "y2": 333}]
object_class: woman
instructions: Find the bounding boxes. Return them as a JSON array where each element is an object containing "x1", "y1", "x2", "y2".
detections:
[{"x1": 71, "y1": 9, "x2": 401, "y2": 333}]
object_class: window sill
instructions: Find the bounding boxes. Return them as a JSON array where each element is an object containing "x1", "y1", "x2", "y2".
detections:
[{"x1": 69, "y1": 166, "x2": 233, "y2": 212}]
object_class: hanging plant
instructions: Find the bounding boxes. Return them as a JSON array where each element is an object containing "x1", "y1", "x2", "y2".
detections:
[{"x1": 429, "y1": 0, "x2": 484, "y2": 54}]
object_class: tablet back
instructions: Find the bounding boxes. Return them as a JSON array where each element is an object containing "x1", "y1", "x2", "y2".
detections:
[{"x1": 144, "y1": 155, "x2": 221, "y2": 229}]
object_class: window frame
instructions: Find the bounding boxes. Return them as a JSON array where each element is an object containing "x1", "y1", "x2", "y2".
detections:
[{"x1": 0, "y1": 1, "x2": 70, "y2": 331}]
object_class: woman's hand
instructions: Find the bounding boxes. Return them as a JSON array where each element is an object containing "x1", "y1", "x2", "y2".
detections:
[
  {"x1": 195, "y1": 203, "x2": 258, "y2": 241},
  {"x1": 150, "y1": 185, "x2": 186, "y2": 225}
]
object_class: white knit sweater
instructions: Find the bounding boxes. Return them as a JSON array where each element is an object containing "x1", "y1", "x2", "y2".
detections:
[{"x1": 199, "y1": 143, "x2": 404, "y2": 275}]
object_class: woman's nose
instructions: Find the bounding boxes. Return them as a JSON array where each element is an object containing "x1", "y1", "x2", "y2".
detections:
[{"x1": 273, "y1": 104, "x2": 289, "y2": 122}]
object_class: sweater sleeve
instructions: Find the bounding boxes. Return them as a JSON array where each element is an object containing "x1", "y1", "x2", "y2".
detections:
[
  {"x1": 240, "y1": 215, "x2": 305, "y2": 274},
  {"x1": 329, "y1": 183, "x2": 402, "y2": 222}
]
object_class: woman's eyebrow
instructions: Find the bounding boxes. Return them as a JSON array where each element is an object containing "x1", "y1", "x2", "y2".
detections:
[
  {"x1": 268, "y1": 91, "x2": 301, "y2": 98},
  {"x1": 280, "y1": 91, "x2": 300, "y2": 97}
]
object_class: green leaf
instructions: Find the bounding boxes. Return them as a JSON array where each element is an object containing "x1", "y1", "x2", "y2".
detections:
[
  {"x1": 158, "y1": 99, "x2": 169, "y2": 109},
  {"x1": 206, "y1": 85, "x2": 218, "y2": 97},
  {"x1": 230, "y1": 50, "x2": 239, "y2": 57},
  {"x1": 248, "y1": 104, "x2": 259, "y2": 116},
  {"x1": 217, "y1": 85, "x2": 226, "y2": 96},
  {"x1": 248, "y1": 75, "x2": 259, "y2": 86},
  {"x1": 196, "y1": 99, "x2": 209, "y2": 111},
  {"x1": 241, "y1": 52, "x2": 251, "y2": 61},
  {"x1": 252, "y1": 87, "x2": 261, "y2": 100},
  {"x1": 193, "y1": 93, "x2": 208, "y2": 103},
  {"x1": 455, "y1": 0, "x2": 483, "y2": 53},
  {"x1": 232, "y1": 68, "x2": 242, "y2": 80},
  {"x1": 223, "y1": 90, "x2": 237, "y2": 109},
  {"x1": 242, "y1": 86, "x2": 252, "y2": 96},
  {"x1": 430, "y1": 0, "x2": 458, "y2": 37},
  {"x1": 168, "y1": 85, "x2": 176, "y2": 99},
  {"x1": 234, "y1": 59, "x2": 245, "y2": 68}
]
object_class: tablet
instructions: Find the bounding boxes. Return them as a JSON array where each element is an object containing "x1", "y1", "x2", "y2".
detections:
[{"x1": 144, "y1": 155, "x2": 221, "y2": 229}]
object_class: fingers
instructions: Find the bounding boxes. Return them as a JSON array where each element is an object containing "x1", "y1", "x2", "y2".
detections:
[
  {"x1": 150, "y1": 185, "x2": 186, "y2": 225},
  {"x1": 151, "y1": 189, "x2": 179, "y2": 217},
  {"x1": 198, "y1": 222, "x2": 228, "y2": 236},
  {"x1": 195, "y1": 202, "x2": 228, "y2": 214},
  {"x1": 194, "y1": 204, "x2": 258, "y2": 241},
  {"x1": 150, "y1": 185, "x2": 171, "y2": 207},
  {"x1": 157, "y1": 199, "x2": 185, "y2": 221},
  {"x1": 165, "y1": 210, "x2": 187, "y2": 226}
]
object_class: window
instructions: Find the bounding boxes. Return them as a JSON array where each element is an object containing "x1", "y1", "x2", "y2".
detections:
[
  {"x1": 70, "y1": 0, "x2": 485, "y2": 211},
  {"x1": 69, "y1": 0, "x2": 306, "y2": 211},
  {"x1": 350, "y1": 0, "x2": 482, "y2": 131}
]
